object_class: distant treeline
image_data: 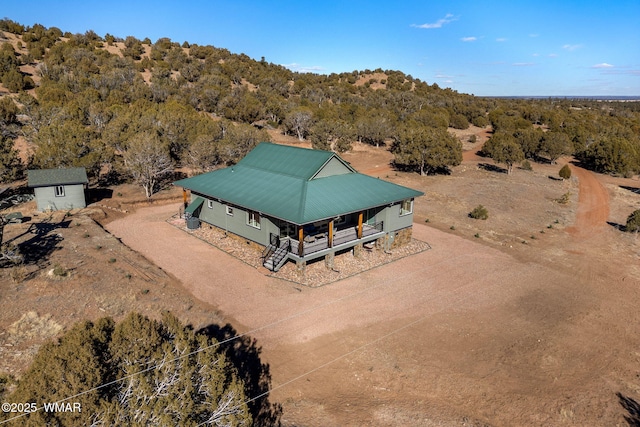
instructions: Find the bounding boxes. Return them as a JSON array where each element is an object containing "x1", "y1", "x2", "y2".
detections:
[{"x1": 0, "y1": 18, "x2": 638, "y2": 190}]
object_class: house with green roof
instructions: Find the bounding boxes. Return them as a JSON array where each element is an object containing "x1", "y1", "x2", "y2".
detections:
[
  {"x1": 174, "y1": 143, "x2": 423, "y2": 271},
  {"x1": 27, "y1": 167, "x2": 88, "y2": 211}
]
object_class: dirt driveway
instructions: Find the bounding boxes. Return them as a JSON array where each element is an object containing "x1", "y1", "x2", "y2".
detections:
[{"x1": 106, "y1": 185, "x2": 640, "y2": 426}]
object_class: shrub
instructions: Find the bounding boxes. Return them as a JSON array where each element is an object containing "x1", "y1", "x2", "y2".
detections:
[
  {"x1": 626, "y1": 209, "x2": 640, "y2": 233},
  {"x1": 52, "y1": 263, "x2": 67, "y2": 277},
  {"x1": 559, "y1": 164, "x2": 572, "y2": 180},
  {"x1": 521, "y1": 159, "x2": 532, "y2": 171},
  {"x1": 556, "y1": 192, "x2": 571, "y2": 204},
  {"x1": 469, "y1": 205, "x2": 489, "y2": 220}
]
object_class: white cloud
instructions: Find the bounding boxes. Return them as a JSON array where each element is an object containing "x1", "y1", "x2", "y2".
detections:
[
  {"x1": 513, "y1": 62, "x2": 535, "y2": 67},
  {"x1": 412, "y1": 13, "x2": 457, "y2": 29},
  {"x1": 461, "y1": 36, "x2": 477, "y2": 42},
  {"x1": 592, "y1": 63, "x2": 614, "y2": 68},
  {"x1": 562, "y1": 44, "x2": 583, "y2": 51},
  {"x1": 548, "y1": 53, "x2": 558, "y2": 58},
  {"x1": 496, "y1": 38, "x2": 507, "y2": 42},
  {"x1": 529, "y1": 33, "x2": 539, "y2": 38}
]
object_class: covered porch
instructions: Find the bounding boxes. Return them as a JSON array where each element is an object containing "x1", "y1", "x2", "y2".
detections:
[
  {"x1": 291, "y1": 221, "x2": 384, "y2": 258},
  {"x1": 262, "y1": 219, "x2": 385, "y2": 271}
]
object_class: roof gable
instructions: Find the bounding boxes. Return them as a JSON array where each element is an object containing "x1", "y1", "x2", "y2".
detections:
[
  {"x1": 27, "y1": 168, "x2": 88, "y2": 188},
  {"x1": 311, "y1": 156, "x2": 354, "y2": 179},
  {"x1": 238, "y1": 142, "x2": 355, "y2": 180}
]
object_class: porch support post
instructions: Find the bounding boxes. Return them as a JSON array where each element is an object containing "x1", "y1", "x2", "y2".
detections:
[
  {"x1": 298, "y1": 226, "x2": 304, "y2": 256},
  {"x1": 182, "y1": 189, "x2": 188, "y2": 208},
  {"x1": 328, "y1": 220, "x2": 334, "y2": 248},
  {"x1": 357, "y1": 212, "x2": 363, "y2": 239}
]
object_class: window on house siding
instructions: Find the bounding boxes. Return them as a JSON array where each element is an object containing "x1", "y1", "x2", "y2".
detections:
[
  {"x1": 400, "y1": 199, "x2": 413, "y2": 216},
  {"x1": 247, "y1": 211, "x2": 260, "y2": 229},
  {"x1": 54, "y1": 185, "x2": 65, "y2": 197},
  {"x1": 226, "y1": 205, "x2": 234, "y2": 216}
]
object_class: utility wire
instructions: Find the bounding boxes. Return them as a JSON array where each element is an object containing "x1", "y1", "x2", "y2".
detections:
[{"x1": 1, "y1": 250, "x2": 466, "y2": 425}]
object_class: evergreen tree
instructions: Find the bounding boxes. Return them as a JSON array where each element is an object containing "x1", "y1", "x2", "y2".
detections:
[
  {"x1": 0, "y1": 135, "x2": 22, "y2": 182},
  {"x1": 2, "y1": 313, "x2": 252, "y2": 427},
  {"x1": 559, "y1": 164, "x2": 572, "y2": 180},
  {"x1": 539, "y1": 132, "x2": 573, "y2": 164},
  {"x1": 392, "y1": 124, "x2": 462, "y2": 175},
  {"x1": 482, "y1": 132, "x2": 524, "y2": 174}
]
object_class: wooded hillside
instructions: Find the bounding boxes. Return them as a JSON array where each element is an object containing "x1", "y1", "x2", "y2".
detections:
[{"x1": 0, "y1": 19, "x2": 638, "y2": 193}]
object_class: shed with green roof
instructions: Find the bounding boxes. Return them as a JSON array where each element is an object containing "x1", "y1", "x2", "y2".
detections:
[
  {"x1": 28, "y1": 167, "x2": 88, "y2": 211},
  {"x1": 174, "y1": 143, "x2": 423, "y2": 271}
]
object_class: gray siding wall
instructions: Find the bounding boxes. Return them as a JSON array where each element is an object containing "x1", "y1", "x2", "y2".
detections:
[
  {"x1": 313, "y1": 157, "x2": 352, "y2": 178},
  {"x1": 381, "y1": 199, "x2": 415, "y2": 232},
  {"x1": 193, "y1": 195, "x2": 279, "y2": 246},
  {"x1": 34, "y1": 184, "x2": 86, "y2": 211}
]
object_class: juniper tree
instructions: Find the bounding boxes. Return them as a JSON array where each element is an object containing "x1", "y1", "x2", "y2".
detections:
[
  {"x1": 482, "y1": 132, "x2": 524, "y2": 174},
  {"x1": 392, "y1": 123, "x2": 462, "y2": 175},
  {"x1": 626, "y1": 210, "x2": 640, "y2": 234},
  {"x1": 559, "y1": 164, "x2": 572, "y2": 180},
  {"x1": 2, "y1": 313, "x2": 252, "y2": 427}
]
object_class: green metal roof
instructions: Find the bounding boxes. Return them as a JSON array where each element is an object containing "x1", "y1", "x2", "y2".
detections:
[
  {"x1": 238, "y1": 142, "x2": 355, "y2": 179},
  {"x1": 184, "y1": 196, "x2": 204, "y2": 214},
  {"x1": 174, "y1": 143, "x2": 423, "y2": 225},
  {"x1": 27, "y1": 167, "x2": 88, "y2": 188}
]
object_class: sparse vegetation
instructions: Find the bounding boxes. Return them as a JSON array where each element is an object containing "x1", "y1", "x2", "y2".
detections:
[
  {"x1": 9, "y1": 264, "x2": 27, "y2": 283},
  {"x1": 469, "y1": 205, "x2": 489, "y2": 220},
  {"x1": 51, "y1": 263, "x2": 67, "y2": 277},
  {"x1": 556, "y1": 192, "x2": 571, "y2": 205}
]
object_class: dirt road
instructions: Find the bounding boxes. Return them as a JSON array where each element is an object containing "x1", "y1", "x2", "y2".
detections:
[{"x1": 567, "y1": 164, "x2": 610, "y2": 237}]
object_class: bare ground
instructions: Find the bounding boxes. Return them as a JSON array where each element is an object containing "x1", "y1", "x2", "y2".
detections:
[{"x1": 2, "y1": 137, "x2": 640, "y2": 426}]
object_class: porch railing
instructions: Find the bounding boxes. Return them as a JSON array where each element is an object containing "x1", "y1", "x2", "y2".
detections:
[
  {"x1": 290, "y1": 221, "x2": 384, "y2": 257},
  {"x1": 270, "y1": 239, "x2": 291, "y2": 271},
  {"x1": 261, "y1": 233, "x2": 278, "y2": 261}
]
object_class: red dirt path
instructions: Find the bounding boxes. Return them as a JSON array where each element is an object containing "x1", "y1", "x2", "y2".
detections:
[{"x1": 566, "y1": 164, "x2": 610, "y2": 236}]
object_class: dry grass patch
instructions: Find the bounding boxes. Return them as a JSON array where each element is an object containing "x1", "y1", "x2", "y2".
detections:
[{"x1": 6, "y1": 312, "x2": 63, "y2": 345}]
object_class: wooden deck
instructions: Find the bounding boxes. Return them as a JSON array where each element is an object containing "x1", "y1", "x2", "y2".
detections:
[{"x1": 291, "y1": 223, "x2": 383, "y2": 257}]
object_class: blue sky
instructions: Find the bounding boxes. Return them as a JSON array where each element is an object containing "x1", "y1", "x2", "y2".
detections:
[{"x1": 4, "y1": 0, "x2": 639, "y2": 96}]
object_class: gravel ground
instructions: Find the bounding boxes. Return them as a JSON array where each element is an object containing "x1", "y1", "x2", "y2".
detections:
[{"x1": 168, "y1": 215, "x2": 432, "y2": 287}]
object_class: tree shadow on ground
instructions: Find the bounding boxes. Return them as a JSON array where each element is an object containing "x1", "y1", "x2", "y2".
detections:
[
  {"x1": 620, "y1": 185, "x2": 640, "y2": 195},
  {"x1": 8, "y1": 219, "x2": 70, "y2": 265},
  {"x1": 199, "y1": 323, "x2": 282, "y2": 427},
  {"x1": 607, "y1": 221, "x2": 626, "y2": 232},
  {"x1": 392, "y1": 163, "x2": 452, "y2": 176},
  {"x1": 478, "y1": 163, "x2": 507, "y2": 174},
  {"x1": 618, "y1": 392, "x2": 640, "y2": 426}
]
